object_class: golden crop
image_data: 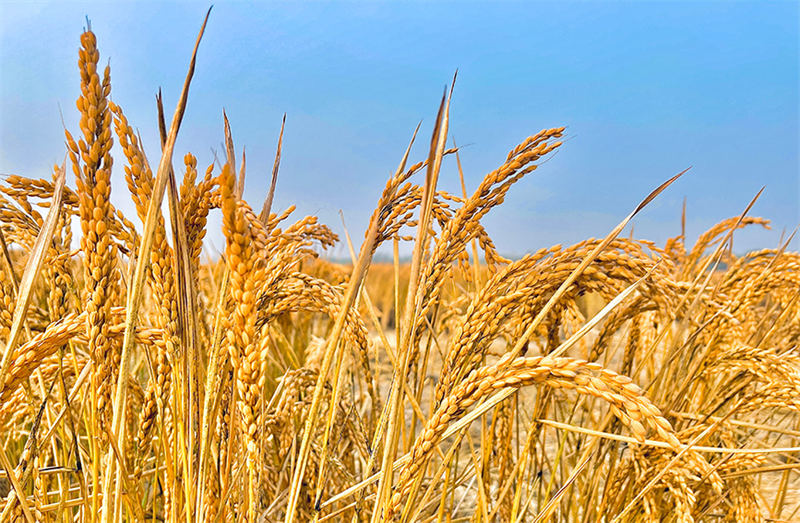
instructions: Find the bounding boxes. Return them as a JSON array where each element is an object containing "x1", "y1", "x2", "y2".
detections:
[{"x1": 0, "y1": 14, "x2": 797, "y2": 523}]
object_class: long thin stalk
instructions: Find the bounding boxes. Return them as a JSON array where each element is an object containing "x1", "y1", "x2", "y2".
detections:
[
  {"x1": 99, "y1": 9, "x2": 211, "y2": 521},
  {"x1": 372, "y1": 78, "x2": 455, "y2": 520}
]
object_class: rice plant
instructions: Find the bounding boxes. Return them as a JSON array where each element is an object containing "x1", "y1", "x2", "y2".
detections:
[{"x1": 1, "y1": 13, "x2": 798, "y2": 523}]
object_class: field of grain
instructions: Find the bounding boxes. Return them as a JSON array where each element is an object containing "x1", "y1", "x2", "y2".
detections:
[{"x1": 1, "y1": 14, "x2": 799, "y2": 523}]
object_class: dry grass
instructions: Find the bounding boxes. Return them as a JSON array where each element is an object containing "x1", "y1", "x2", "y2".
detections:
[{"x1": 1, "y1": 16, "x2": 799, "y2": 523}]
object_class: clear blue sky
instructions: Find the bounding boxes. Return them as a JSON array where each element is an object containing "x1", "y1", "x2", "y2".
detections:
[{"x1": 1, "y1": 1, "x2": 798, "y2": 258}]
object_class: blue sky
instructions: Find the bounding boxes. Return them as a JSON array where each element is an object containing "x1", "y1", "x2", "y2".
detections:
[{"x1": 1, "y1": 1, "x2": 798, "y2": 258}]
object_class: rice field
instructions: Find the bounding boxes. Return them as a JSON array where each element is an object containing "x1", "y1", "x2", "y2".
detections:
[{"x1": 1, "y1": 13, "x2": 799, "y2": 523}]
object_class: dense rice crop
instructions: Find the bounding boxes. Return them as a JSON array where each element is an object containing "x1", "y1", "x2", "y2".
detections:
[{"x1": 1, "y1": 14, "x2": 799, "y2": 523}]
